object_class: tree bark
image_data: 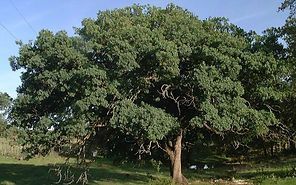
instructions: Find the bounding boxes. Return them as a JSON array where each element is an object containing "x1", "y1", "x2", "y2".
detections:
[{"x1": 166, "y1": 130, "x2": 188, "y2": 185}]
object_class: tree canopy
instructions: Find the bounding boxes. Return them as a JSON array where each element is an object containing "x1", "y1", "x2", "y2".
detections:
[{"x1": 10, "y1": 4, "x2": 286, "y2": 184}]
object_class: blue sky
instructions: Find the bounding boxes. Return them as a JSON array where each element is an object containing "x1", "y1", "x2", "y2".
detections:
[{"x1": 0, "y1": 0, "x2": 289, "y2": 98}]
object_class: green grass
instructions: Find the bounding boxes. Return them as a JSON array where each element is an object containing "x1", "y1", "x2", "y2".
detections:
[
  {"x1": 185, "y1": 155, "x2": 296, "y2": 185},
  {"x1": 258, "y1": 177, "x2": 296, "y2": 185},
  {"x1": 0, "y1": 155, "x2": 296, "y2": 185},
  {"x1": 0, "y1": 155, "x2": 67, "y2": 185},
  {"x1": 0, "y1": 156, "x2": 169, "y2": 185}
]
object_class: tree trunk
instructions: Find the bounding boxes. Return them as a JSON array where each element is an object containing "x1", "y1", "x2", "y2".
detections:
[{"x1": 166, "y1": 130, "x2": 188, "y2": 185}]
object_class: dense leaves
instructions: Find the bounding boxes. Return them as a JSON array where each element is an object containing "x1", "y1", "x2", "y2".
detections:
[
  {"x1": 10, "y1": 31, "x2": 113, "y2": 156},
  {"x1": 9, "y1": 4, "x2": 287, "y2": 184},
  {"x1": 110, "y1": 99, "x2": 178, "y2": 141}
]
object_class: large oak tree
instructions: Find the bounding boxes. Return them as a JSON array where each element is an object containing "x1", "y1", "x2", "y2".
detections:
[{"x1": 10, "y1": 5, "x2": 284, "y2": 184}]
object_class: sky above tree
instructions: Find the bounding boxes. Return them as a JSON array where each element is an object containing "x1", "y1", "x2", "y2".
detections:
[{"x1": 0, "y1": 0, "x2": 289, "y2": 98}]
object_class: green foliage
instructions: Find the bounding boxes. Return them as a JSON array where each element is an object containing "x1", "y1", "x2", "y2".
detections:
[
  {"x1": 9, "y1": 30, "x2": 113, "y2": 156},
  {"x1": 275, "y1": 3, "x2": 296, "y2": 152},
  {"x1": 0, "y1": 121, "x2": 5, "y2": 136},
  {"x1": 0, "y1": 93, "x2": 11, "y2": 111},
  {"x1": 9, "y1": 4, "x2": 284, "y2": 161},
  {"x1": 110, "y1": 99, "x2": 178, "y2": 141},
  {"x1": 0, "y1": 92, "x2": 12, "y2": 137}
]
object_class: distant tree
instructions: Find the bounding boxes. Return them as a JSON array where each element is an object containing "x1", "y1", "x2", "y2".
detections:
[
  {"x1": 0, "y1": 92, "x2": 12, "y2": 136},
  {"x1": 0, "y1": 92, "x2": 11, "y2": 111},
  {"x1": 10, "y1": 5, "x2": 284, "y2": 184},
  {"x1": 0, "y1": 115, "x2": 6, "y2": 136}
]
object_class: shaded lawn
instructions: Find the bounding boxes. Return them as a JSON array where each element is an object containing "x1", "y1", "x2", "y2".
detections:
[
  {"x1": 1, "y1": 155, "x2": 296, "y2": 185},
  {"x1": 0, "y1": 163, "x2": 54, "y2": 185},
  {"x1": 0, "y1": 156, "x2": 160, "y2": 185},
  {"x1": 0, "y1": 155, "x2": 64, "y2": 185},
  {"x1": 0, "y1": 163, "x2": 154, "y2": 185}
]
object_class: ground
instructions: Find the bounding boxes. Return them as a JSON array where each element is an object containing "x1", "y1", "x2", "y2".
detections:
[{"x1": 0, "y1": 155, "x2": 295, "y2": 185}]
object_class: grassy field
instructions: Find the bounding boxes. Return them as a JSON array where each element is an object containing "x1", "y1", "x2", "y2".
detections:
[{"x1": 0, "y1": 155, "x2": 295, "y2": 185}]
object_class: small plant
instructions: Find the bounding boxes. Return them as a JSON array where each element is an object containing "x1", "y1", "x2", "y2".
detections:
[{"x1": 150, "y1": 159, "x2": 162, "y2": 173}]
